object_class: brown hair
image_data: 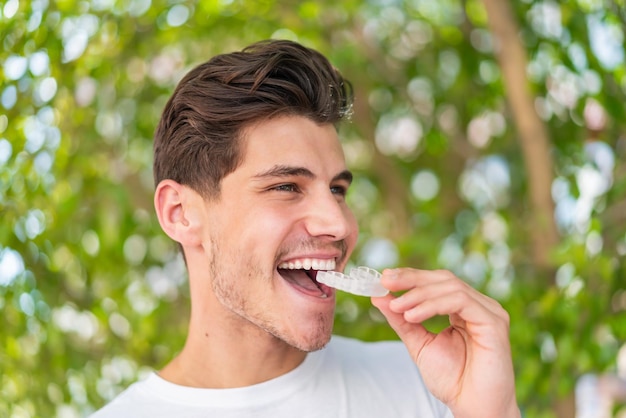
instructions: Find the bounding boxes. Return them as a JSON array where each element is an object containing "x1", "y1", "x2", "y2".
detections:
[{"x1": 153, "y1": 39, "x2": 353, "y2": 199}]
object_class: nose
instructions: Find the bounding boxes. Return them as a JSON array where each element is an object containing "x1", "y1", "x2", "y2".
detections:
[{"x1": 304, "y1": 190, "x2": 354, "y2": 241}]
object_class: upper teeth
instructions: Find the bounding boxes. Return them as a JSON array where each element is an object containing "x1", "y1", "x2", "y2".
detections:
[{"x1": 278, "y1": 258, "x2": 336, "y2": 271}]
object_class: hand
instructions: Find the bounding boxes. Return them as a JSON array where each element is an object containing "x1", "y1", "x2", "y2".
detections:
[{"x1": 371, "y1": 268, "x2": 520, "y2": 418}]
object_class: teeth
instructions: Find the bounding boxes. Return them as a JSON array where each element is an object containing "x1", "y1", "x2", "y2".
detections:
[{"x1": 278, "y1": 258, "x2": 336, "y2": 271}]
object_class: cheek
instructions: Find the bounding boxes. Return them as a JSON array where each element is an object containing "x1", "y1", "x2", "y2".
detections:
[
  {"x1": 345, "y1": 208, "x2": 359, "y2": 249},
  {"x1": 235, "y1": 209, "x2": 295, "y2": 248},
  {"x1": 258, "y1": 209, "x2": 294, "y2": 230}
]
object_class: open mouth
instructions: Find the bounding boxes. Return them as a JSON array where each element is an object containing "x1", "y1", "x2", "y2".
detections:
[{"x1": 277, "y1": 259, "x2": 335, "y2": 298}]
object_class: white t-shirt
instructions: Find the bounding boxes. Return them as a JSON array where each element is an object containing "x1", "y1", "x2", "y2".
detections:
[{"x1": 90, "y1": 336, "x2": 453, "y2": 418}]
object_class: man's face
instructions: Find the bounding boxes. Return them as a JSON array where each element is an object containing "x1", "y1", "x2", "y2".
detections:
[{"x1": 197, "y1": 115, "x2": 358, "y2": 351}]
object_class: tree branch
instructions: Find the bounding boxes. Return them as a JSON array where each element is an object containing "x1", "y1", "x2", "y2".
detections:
[{"x1": 482, "y1": 0, "x2": 560, "y2": 271}]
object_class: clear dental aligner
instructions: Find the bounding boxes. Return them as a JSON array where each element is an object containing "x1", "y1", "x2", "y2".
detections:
[{"x1": 316, "y1": 266, "x2": 389, "y2": 297}]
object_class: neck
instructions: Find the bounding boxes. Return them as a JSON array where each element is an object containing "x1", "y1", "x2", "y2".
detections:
[{"x1": 159, "y1": 277, "x2": 307, "y2": 388}]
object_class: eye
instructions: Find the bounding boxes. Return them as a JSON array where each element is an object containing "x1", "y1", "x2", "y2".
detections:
[
  {"x1": 330, "y1": 185, "x2": 348, "y2": 197},
  {"x1": 271, "y1": 183, "x2": 300, "y2": 193}
]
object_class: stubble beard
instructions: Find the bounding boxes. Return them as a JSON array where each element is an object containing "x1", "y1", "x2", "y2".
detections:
[{"x1": 207, "y1": 237, "x2": 335, "y2": 352}]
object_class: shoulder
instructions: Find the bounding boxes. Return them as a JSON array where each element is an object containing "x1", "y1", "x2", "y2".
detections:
[{"x1": 89, "y1": 374, "x2": 162, "y2": 418}]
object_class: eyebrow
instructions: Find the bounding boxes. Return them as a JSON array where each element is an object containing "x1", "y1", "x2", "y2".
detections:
[{"x1": 253, "y1": 165, "x2": 353, "y2": 184}]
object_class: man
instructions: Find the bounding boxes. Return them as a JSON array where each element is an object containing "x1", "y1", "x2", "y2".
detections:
[{"x1": 92, "y1": 39, "x2": 520, "y2": 417}]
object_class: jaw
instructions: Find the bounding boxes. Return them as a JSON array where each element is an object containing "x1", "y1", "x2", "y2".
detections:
[
  {"x1": 278, "y1": 295, "x2": 335, "y2": 352},
  {"x1": 272, "y1": 262, "x2": 338, "y2": 351}
]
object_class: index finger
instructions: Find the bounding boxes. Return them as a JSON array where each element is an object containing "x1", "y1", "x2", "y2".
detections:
[{"x1": 381, "y1": 268, "x2": 451, "y2": 292}]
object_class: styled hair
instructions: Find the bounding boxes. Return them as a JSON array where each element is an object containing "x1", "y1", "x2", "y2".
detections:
[{"x1": 153, "y1": 39, "x2": 353, "y2": 199}]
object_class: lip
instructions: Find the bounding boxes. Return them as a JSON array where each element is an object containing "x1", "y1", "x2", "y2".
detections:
[
  {"x1": 275, "y1": 258, "x2": 338, "y2": 301},
  {"x1": 315, "y1": 281, "x2": 335, "y2": 298}
]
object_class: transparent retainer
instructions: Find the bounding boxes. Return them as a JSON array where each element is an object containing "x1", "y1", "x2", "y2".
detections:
[{"x1": 316, "y1": 266, "x2": 389, "y2": 297}]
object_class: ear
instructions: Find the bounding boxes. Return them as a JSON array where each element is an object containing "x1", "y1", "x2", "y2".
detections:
[{"x1": 154, "y1": 180, "x2": 203, "y2": 247}]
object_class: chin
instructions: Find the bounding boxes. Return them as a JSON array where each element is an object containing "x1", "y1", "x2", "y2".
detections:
[
  {"x1": 285, "y1": 317, "x2": 334, "y2": 352},
  {"x1": 305, "y1": 331, "x2": 333, "y2": 352},
  {"x1": 305, "y1": 338, "x2": 332, "y2": 352},
  {"x1": 287, "y1": 335, "x2": 331, "y2": 353}
]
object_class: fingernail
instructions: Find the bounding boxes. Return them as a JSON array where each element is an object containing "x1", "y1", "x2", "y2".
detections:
[
  {"x1": 383, "y1": 269, "x2": 398, "y2": 279},
  {"x1": 388, "y1": 296, "x2": 402, "y2": 311}
]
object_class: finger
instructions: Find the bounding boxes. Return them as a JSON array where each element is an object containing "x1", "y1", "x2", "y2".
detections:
[
  {"x1": 380, "y1": 268, "x2": 449, "y2": 292},
  {"x1": 383, "y1": 268, "x2": 479, "y2": 290},
  {"x1": 399, "y1": 293, "x2": 510, "y2": 345},
  {"x1": 371, "y1": 294, "x2": 431, "y2": 346},
  {"x1": 387, "y1": 279, "x2": 461, "y2": 312},
  {"x1": 385, "y1": 269, "x2": 506, "y2": 319},
  {"x1": 399, "y1": 290, "x2": 491, "y2": 324},
  {"x1": 382, "y1": 275, "x2": 505, "y2": 326}
]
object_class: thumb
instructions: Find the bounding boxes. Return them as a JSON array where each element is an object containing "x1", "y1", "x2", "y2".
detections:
[{"x1": 371, "y1": 295, "x2": 430, "y2": 346}]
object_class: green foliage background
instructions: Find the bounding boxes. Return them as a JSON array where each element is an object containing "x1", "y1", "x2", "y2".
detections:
[{"x1": 1, "y1": 1, "x2": 626, "y2": 417}]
